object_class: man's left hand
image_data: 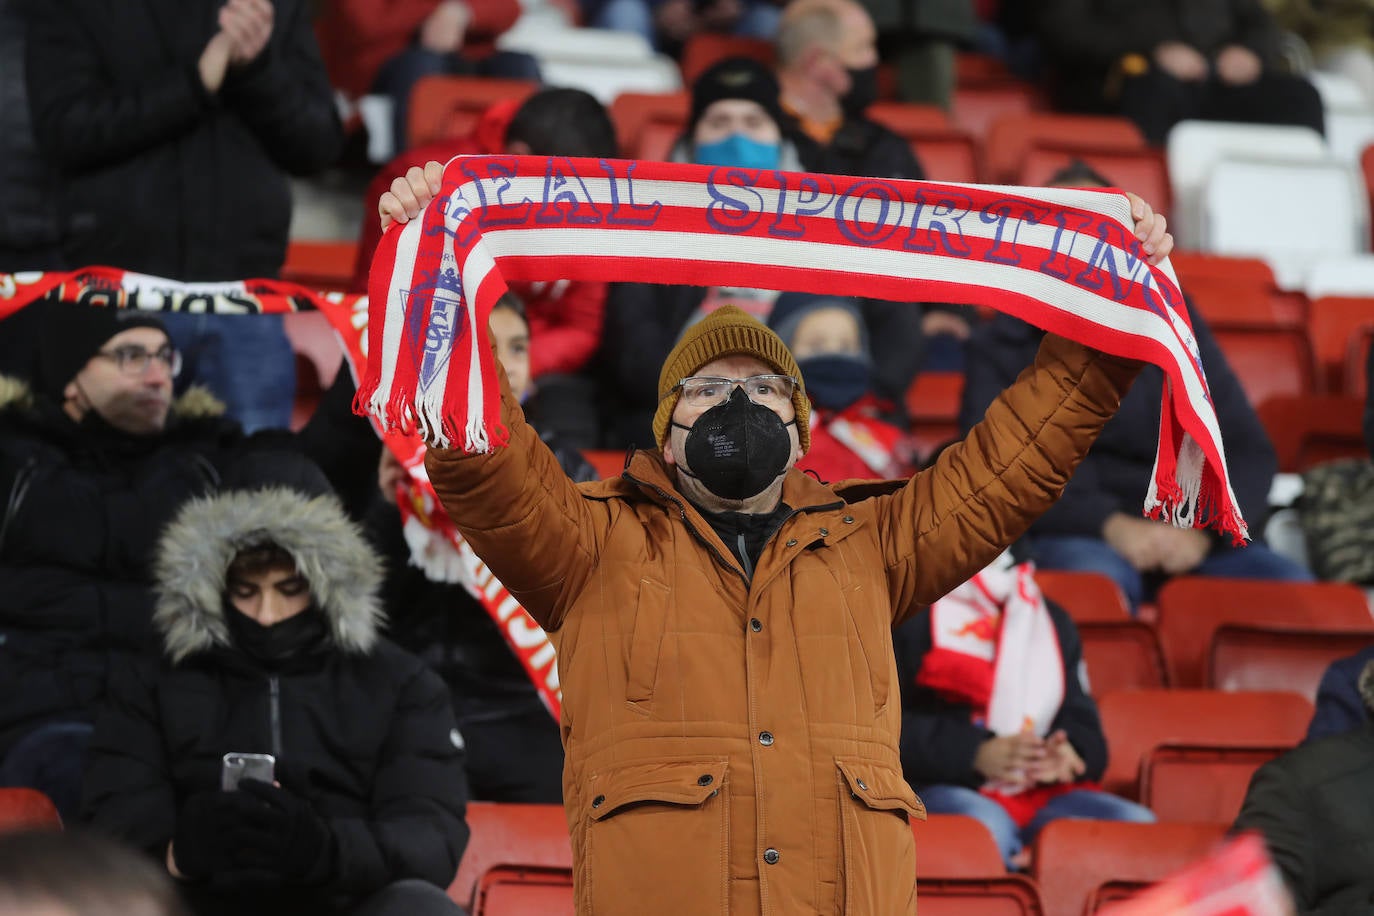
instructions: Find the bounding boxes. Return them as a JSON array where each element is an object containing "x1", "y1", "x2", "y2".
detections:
[
  {"x1": 1154, "y1": 525, "x2": 1212, "y2": 575},
  {"x1": 219, "y1": 0, "x2": 274, "y2": 67},
  {"x1": 1030, "y1": 730, "x2": 1087, "y2": 785},
  {"x1": 1216, "y1": 45, "x2": 1263, "y2": 86},
  {"x1": 222, "y1": 780, "x2": 333, "y2": 882},
  {"x1": 1124, "y1": 192, "x2": 1172, "y2": 265}
]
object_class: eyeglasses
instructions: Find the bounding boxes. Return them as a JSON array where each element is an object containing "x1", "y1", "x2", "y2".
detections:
[
  {"x1": 675, "y1": 374, "x2": 797, "y2": 411},
  {"x1": 95, "y1": 344, "x2": 183, "y2": 378}
]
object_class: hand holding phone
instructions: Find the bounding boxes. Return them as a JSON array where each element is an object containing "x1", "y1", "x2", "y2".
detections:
[{"x1": 221, "y1": 752, "x2": 275, "y2": 791}]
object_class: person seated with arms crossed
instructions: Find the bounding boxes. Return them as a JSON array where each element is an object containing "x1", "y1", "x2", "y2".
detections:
[{"x1": 80, "y1": 457, "x2": 469, "y2": 916}]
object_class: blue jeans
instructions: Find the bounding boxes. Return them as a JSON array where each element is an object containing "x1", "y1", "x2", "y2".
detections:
[
  {"x1": 1024, "y1": 534, "x2": 1314, "y2": 612},
  {"x1": 373, "y1": 47, "x2": 543, "y2": 153},
  {"x1": 916, "y1": 784, "x2": 1155, "y2": 869},
  {"x1": 0, "y1": 721, "x2": 94, "y2": 824},
  {"x1": 160, "y1": 313, "x2": 296, "y2": 434}
]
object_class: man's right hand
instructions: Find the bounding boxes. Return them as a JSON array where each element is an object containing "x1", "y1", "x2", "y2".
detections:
[
  {"x1": 1153, "y1": 41, "x2": 1209, "y2": 81},
  {"x1": 973, "y1": 732, "x2": 1046, "y2": 788},
  {"x1": 1102, "y1": 512, "x2": 1164, "y2": 572},
  {"x1": 379, "y1": 161, "x2": 446, "y2": 230}
]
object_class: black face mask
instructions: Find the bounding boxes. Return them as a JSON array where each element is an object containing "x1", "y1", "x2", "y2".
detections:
[
  {"x1": 798, "y1": 353, "x2": 872, "y2": 412},
  {"x1": 841, "y1": 65, "x2": 879, "y2": 117},
  {"x1": 673, "y1": 386, "x2": 796, "y2": 501},
  {"x1": 225, "y1": 605, "x2": 330, "y2": 666}
]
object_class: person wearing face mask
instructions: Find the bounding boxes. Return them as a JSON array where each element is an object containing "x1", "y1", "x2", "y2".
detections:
[
  {"x1": 0, "y1": 302, "x2": 296, "y2": 823},
  {"x1": 382, "y1": 155, "x2": 1174, "y2": 914},
  {"x1": 774, "y1": 0, "x2": 926, "y2": 182},
  {"x1": 768, "y1": 292, "x2": 918, "y2": 481},
  {"x1": 80, "y1": 457, "x2": 470, "y2": 916},
  {"x1": 599, "y1": 57, "x2": 926, "y2": 450}
]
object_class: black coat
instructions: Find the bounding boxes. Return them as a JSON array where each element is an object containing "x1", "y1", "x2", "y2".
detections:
[
  {"x1": 0, "y1": 385, "x2": 249, "y2": 755},
  {"x1": 0, "y1": 0, "x2": 63, "y2": 272},
  {"x1": 959, "y1": 309, "x2": 1277, "y2": 545},
  {"x1": 782, "y1": 111, "x2": 927, "y2": 184},
  {"x1": 893, "y1": 600, "x2": 1109, "y2": 788},
  {"x1": 82, "y1": 641, "x2": 469, "y2": 914},
  {"x1": 23, "y1": 0, "x2": 342, "y2": 280},
  {"x1": 1040, "y1": 0, "x2": 1282, "y2": 111},
  {"x1": 1233, "y1": 722, "x2": 1374, "y2": 915}
]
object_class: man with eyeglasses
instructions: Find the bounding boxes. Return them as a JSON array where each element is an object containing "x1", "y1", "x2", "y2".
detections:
[
  {"x1": 378, "y1": 162, "x2": 1172, "y2": 914},
  {"x1": 0, "y1": 302, "x2": 303, "y2": 824}
]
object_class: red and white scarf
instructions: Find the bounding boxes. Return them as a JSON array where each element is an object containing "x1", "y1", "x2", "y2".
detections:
[
  {"x1": 360, "y1": 155, "x2": 1247, "y2": 542},
  {"x1": 0, "y1": 269, "x2": 563, "y2": 720}
]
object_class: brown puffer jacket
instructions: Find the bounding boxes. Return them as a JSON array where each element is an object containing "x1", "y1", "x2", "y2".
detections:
[{"x1": 426, "y1": 333, "x2": 1139, "y2": 915}]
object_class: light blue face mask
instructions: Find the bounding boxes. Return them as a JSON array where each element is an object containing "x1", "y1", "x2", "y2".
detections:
[{"x1": 694, "y1": 133, "x2": 781, "y2": 170}]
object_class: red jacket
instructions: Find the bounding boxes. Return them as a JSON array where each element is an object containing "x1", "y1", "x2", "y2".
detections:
[
  {"x1": 315, "y1": 0, "x2": 521, "y2": 98},
  {"x1": 353, "y1": 127, "x2": 608, "y2": 378},
  {"x1": 797, "y1": 396, "x2": 917, "y2": 483}
]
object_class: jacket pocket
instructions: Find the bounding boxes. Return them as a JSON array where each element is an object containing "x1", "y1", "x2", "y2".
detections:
[
  {"x1": 583, "y1": 757, "x2": 730, "y2": 915},
  {"x1": 625, "y1": 578, "x2": 669, "y2": 706},
  {"x1": 835, "y1": 757, "x2": 924, "y2": 915}
]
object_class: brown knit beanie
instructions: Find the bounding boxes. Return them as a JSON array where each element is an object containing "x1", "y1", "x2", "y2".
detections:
[{"x1": 654, "y1": 305, "x2": 810, "y2": 451}]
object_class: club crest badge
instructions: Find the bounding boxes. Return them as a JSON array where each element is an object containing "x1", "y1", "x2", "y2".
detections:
[{"x1": 403, "y1": 265, "x2": 468, "y2": 392}]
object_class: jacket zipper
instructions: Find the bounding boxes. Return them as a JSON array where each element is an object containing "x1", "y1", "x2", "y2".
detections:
[
  {"x1": 735, "y1": 533, "x2": 754, "y2": 580},
  {"x1": 622, "y1": 471, "x2": 750, "y2": 586},
  {"x1": 268, "y1": 675, "x2": 282, "y2": 760}
]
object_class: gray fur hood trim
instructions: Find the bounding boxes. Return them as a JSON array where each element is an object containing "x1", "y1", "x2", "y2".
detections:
[
  {"x1": 155, "y1": 487, "x2": 385, "y2": 663},
  {"x1": 1361, "y1": 659, "x2": 1374, "y2": 714}
]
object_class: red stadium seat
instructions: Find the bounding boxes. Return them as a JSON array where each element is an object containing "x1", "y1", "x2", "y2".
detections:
[
  {"x1": 1208, "y1": 624, "x2": 1374, "y2": 702},
  {"x1": 1173, "y1": 275, "x2": 1305, "y2": 331},
  {"x1": 905, "y1": 370, "x2": 964, "y2": 461},
  {"x1": 911, "y1": 133, "x2": 979, "y2": 183},
  {"x1": 867, "y1": 102, "x2": 952, "y2": 136},
  {"x1": 1156, "y1": 578, "x2": 1372, "y2": 687},
  {"x1": 1170, "y1": 252, "x2": 1276, "y2": 287},
  {"x1": 582, "y1": 449, "x2": 628, "y2": 480},
  {"x1": 609, "y1": 91, "x2": 689, "y2": 161},
  {"x1": 1077, "y1": 621, "x2": 1169, "y2": 694},
  {"x1": 407, "y1": 75, "x2": 538, "y2": 149},
  {"x1": 1308, "y1": 295, "x2": 1374, "y2": 394},
  {"x1": 679, "y1": 34, "x2": 775, "y2": 85},
  {"x1": 1033, "y1": 820, "x2": 1227, "y2": 916},
  {"x1": 448, "y1": 802, "x2": 572, "y2": 910},
  {"x1": 1096, "y1": 689, "x2": 1312, "y2": 800},
  {"x1": 915, "y1": 877, "x2": 1046, "y2": 915},
  {"x1": 473, "y1": 866, "x2": 575, "y2": 916},
  {"x1": 0, "y1": 788, "x2": 62, "y2": 832},
  {"x1": 951, "y1": 83, "x2": 1044, "y2": 146},
  {"x1": 634, "y1": 119, "x2": 683, "y2": 162},
  {"x1": 1255, "y1": 394, "x2": 1368, "y2": 472},
  {"x1": 914, "y1": 814, "x2": 1005, "y2": 878},
  {"x1": 1034, "y1": 570, "x2": 1130, "y2": 622},
  {"x1": 1017, "y1": 146, "x2": 1170, "y2": 216},
  {"x1": 1346, "y1": 326, "x2": 1374, "y2": 398},
  {"x1": 983, "y1": 113, "x2": 1145, "y2": 185},
  {"x1": 955, "y1": 53, "x2": 1013, "y2": 87},
  {"x1": 1212, "y1": 327, "x2": 1316, "y2": 407},
  {"x1": 282, "y1": 241, "x2": 360, "y2": 291},
  {"x1": 1141, "y1": 744, "x2": 1290, "y2": 824}
]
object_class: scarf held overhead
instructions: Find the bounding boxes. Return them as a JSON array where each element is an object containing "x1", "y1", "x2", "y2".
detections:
[{"x1": 360, "y1": 155, "x2": 1247, "y2": 542}]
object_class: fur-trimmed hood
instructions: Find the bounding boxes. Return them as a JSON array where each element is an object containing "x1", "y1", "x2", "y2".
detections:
[
  {"x1": 155, "y1": 486, "x2": 385, "y2": 663},
  {"x1": 1361, "y1": 659, "x2": 1374, "y2": 713}
]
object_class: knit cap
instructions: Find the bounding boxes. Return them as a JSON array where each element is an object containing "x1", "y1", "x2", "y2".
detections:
[
  {"x1": 654, "y1": 304, "x2": 810, "y2": 451},
  {"x1": 689, "y1": 57, "x2": 785, "y2": 133},
  {"x1": 30, "y1": 302, "x2": 169, "y2": 402}
]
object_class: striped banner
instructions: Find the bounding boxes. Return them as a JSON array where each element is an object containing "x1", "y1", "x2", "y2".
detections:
[{"x1": 362, "y1": 155, "x2": 1246, "y2": 541}]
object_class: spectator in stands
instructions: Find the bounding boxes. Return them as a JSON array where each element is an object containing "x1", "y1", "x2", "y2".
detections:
[
  {"x1": 599, "y1": 58, "x2": 925, "y2": 447},
  {"x1": 1040, "y1": 0, "x2": 1326, "y2": 144},
  {"x1": 380, "y1": 161, "x2": 1173, "y2": 911},
  {"x1": 0, "y1": 0, "x2": 61, "y2": 274},
  {"x1": 316, "y1": 0, "x2": 540, "y2": 156},
  {"x1": 24, "y1": 0, "x2": 344, "y2": 433},
  {"x1": 584, "y1": 0, "x2": 782, "y2": 58},
  {"x1": 353, "y1": 88, "x2": 617, "y2": 450},
  {"x1": 896, "y1": 555, "x2": 1155, "y2": 870},
  {"x1": 960, "y1": 164, "x2": 1312, "y2": 610},
  {"x1": 370, "y1": 294, "x2": 585, "y2": 803},
  {"x1": 856, "y1": 0, "x2": 977, "y2": 109},
  {"x1": 81, "y1": 459, "x2": 469, "y2": 916},
  {"x1": 1233, "y1": 658, "x2": 1374, "y2": 913},
  {"x1": 775, "y1": 0, "x2": 927, "y2": 180},
  {"x1": 1267, "y1": 0, "x2": 1374, "y2": 107},
  {"x1": 768, "y1": 291, "x2": 919, "y2": 479},
  {"x1": 0, "y1": 303, "x2": 295, "y2": 822},
  {"x1": 1306, "y1": 645, "x2": 1374, "y2": 742},
  {"x1": 0, "y1": 830, "x2": 189, "y2": 916}
]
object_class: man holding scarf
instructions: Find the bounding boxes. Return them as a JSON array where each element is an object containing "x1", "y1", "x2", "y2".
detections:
[{"x1": 377, "y1": 164, "x2": 1171, "y2": 914}]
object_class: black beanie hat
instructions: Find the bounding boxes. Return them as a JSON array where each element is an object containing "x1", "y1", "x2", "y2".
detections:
[
  {"x1": 690, "y1": 57, "x2": 785, "y2": 134},
  {"x1": 31, "y1": 302, "x2": 169, "y2": 401}
]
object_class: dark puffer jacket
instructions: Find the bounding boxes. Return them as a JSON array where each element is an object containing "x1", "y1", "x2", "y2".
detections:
[
  {"x1": 81, "y1": 485, "x2": 470, "y2": 914},
  {"x1": 0, "y1": 377, "x2": 247, "y2": 755}
]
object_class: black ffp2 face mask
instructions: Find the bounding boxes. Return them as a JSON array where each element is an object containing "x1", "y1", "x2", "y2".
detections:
[
  {"x1": 225, "y1": 604, "x2": 330, "y2": 666},
  {"x1": 673, "y1": 386, "x2": 796, "y2": 501},
  {"x1": 841, "y1": 65, "x2": 879, "y2": 117}
]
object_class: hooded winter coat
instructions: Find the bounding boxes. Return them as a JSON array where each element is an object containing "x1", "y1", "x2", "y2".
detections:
[
  {"x1": 425, "y1": 333, "x2": 1140, "y2": 915},
  {"x1": 0, "y1": 376, "x2": 248, "y2": 756},
  {"x1": 80, "y1": 485, "x2": 470, "y2": 914}
]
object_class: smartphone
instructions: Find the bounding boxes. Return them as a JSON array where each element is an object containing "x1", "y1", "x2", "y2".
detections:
[{"x1": 221, "y1": 752, "x2": 276, "y2": 792}]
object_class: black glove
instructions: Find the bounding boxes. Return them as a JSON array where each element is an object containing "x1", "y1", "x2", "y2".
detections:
[
  {"x1": 172, "y1": 790, "x2": 269, "y2": 879},
  {"x1": 221, "y1": 779, "x2": 335, "y2": 885}
]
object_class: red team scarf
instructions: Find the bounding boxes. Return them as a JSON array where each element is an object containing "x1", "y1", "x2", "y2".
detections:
[{"x1": 359, "y1": 155, "x2": 1248, "y2": 543}]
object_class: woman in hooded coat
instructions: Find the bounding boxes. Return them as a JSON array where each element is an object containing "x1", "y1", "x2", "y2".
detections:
[{"x1": 79, "y1": 460, "x2": 471, "y2": 916}]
